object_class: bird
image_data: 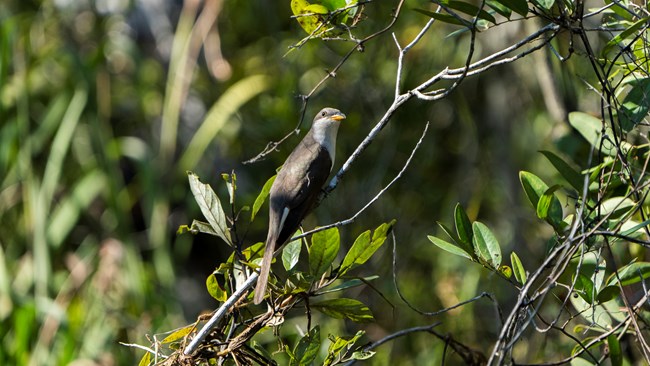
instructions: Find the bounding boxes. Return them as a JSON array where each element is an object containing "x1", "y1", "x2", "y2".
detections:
[{"x1": 254, "y1": 107, "x2": 346, "y2": 304}]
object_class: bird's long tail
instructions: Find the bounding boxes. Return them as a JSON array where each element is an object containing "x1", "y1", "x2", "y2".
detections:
[{"x1": 254, "y1": 238, "x2": 275, "y2": 304}]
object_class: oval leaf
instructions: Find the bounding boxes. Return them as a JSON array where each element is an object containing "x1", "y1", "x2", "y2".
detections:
[
  {"x1": 292, "y1": 326, "x2": 320, "y2": 366},
  {"x1": 187, "y1": 172, "x2": 232, "y2": 246},
  {"x1": 472, "y1": 222, "x2": 502, "y2": 268},
  {"x1": 340, "y1": 221, "x2": 394, "y2": 275},
  {"x1": 309, "y1": 227, "x2": 340, "y2": 277},
  {"x1": 282, "y1": 237, "x2": 302, "y2": 271},
  {"x1": 206, "y1": 273, "x2": 227, "y2": 302},
  {"x1": 454, "y1": 203, "x2": 474, "y2": 253},
  {"x1": 607, "y1": 262, "x2": 650, "y2": 286},
  {"x1": 540, "y1": 150, "x2": 583, "y2": 191},
  {"x1": 511, "y1": 252, "x2": 527, "y2": 284},
  {"x1": 428, "y1": 235, "x2": 471, "y2": 259},
  {"x1": 312, "y1": 298, "x2": 374, "y2": 323},
  {"x1": 519, "y1": 171, "x2": 563, "y2": 228},
  {"x1": 251, "y1": 175, "x2": 276, "y2": 222}
]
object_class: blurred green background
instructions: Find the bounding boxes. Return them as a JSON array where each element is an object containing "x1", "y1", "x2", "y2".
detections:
[{"x1": 0, "y1": 0, "x2": 597, "y2": 364}]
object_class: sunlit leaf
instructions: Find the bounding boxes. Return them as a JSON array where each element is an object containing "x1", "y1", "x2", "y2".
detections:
[
  {"x1": 599, "y1": 197, "x2": 635, "y2": 219},
  {"x1": 602, "y1": 17, "x2": 650, "y2": 57},
  {"x1": 537, "y1": 184, "x2": 562, "y2": 221},
  {"x1": 309, "y1": 227, "x2": 340, "y2": 277},
  {"x1": 428, "y1": 235, "x2": 472, "y2": 259},
  {"x1": 349, "y1": 350, "x2": 376, "y2": 360},
  {"x1": 187, "y1": 172, "x2": 232, "y2": 246},
  {"x1": 251, "y1": 175, "x2": 276, "y2": 222},
  {"x1": 291, "y1": 326, "x2": 320, "y2": 366},
  {"x1": 161, "y1": 325, "x2": 194, "y2": 344},
  {"x1": 324, "y1": 330, "x2": 365, "y2": 366},
  {"x1": 519, "y1": 171, "x2": 564, "y2": 228},
  {"x1": 607, "y1": 262, "x2": 650, "y2": 286},
  {"x1": 138, "y1": 352, "x2": 151, "y2": 366},
  {"x1": 206, "y1": 273, "x2": 227, "y2": 302},
  {"x1": 499, "y1": 265, "x2": 512, "y2": 278},
  {"x1": 312, "y1": 298, "x2": 374, "y2": 322},
  {"x1": 568, "y1": 112, "x2": 632, "y2": 156},
  {"x1": 472, "y1": 222, "x2": 502, "y2": 268},
  {"x1": 282, "y1": 238, "x2": 302, "y2": 271},
  {"x1": 511, "y1": 252, "x2": 527, "y2": 284},
  {"x1": 533, "y1": 0, "x2": 555, "y2": 10},
  {"x1": 608, "y1": 334, "x2": 622, "y2": 366},
  {"x1": 340, "y1": 220, "x2": 394, "y2": 275},
  {"x1": 619, "y1": 77, "x2": 650, "y2": 133}
]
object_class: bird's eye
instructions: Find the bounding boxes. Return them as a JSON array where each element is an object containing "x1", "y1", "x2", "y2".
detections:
[{"x1": 321, "y1": 111, "x2": 327, "y2": 117}]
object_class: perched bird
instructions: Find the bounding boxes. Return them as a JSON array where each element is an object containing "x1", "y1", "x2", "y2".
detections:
[{"x1": 254, "y1": 108, "x2": 346, "y2": 304}]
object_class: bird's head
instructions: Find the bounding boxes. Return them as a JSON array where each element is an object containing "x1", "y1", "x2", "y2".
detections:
[{"x1": 312, "y1": 108, "x2": 346, "y2": 130}]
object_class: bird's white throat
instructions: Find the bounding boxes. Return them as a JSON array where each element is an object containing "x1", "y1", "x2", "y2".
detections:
[{"x1": 311, "y1": 121, "x2": 340, "y2": 167}]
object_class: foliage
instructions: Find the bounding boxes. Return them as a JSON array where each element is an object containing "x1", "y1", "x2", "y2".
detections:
[{"x1": 3, "y1": 0, "x2": 650, "y2": 364}]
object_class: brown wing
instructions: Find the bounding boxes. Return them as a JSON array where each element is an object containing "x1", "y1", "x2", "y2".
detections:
[{"x1": 270, "y1": 139, "x2": 332, "y2": 246}]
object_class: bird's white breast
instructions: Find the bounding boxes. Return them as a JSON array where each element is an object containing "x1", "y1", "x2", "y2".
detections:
[{"x1": 311, "y1": 121, "x2": 340, "y2": 168}]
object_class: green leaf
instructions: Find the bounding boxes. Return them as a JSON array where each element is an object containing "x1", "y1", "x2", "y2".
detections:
[
  {"x1": 602, "y1": 17, "x2": 650, "y2": 57},
  {"x1": 438, "y1": 0, "x2": 497, "y2": 23},
  {"x1": 309, "y1": 228, "x2": 340, "y2": 277},
  {"x1": 349, "y1": 350, "x2": 376, "y2": 360},
  {"x1": 574, "y1": 274, "x2": 595, "y2": 303},
  {"x1": 282, "y1": 238, "x2": 302, "y2": 271},
  {"x1": 511, "y1": 252, "x2": 527, "y2": 284},
  {"x1": 493, "y1": 0, "x2": 528, "y2": 16},
  {"x1": 499, "y1": 265, "x2": 512, "y2": 278},
  {"x1": 340, "y1": 231, "x2": 370, "y2": 275},
  {"x1": 597, "y1": 285, "x2": 619, "y2": 303},
  {"x1": 292, "y1": 0, "x2": 328, "y2": 35},
  {"x1": 428, "y1": 235, "x2": 472, "y2": 259},
  {"x1": 413, "y1": 8, "x2": 473, "y2": 27},
  {"x1": 599, "y1": 197, "x2": 635, "y2": 219},
  {"x1": 161, "y1": 325, "x2": 194, "y2": 344},
  {"x1": 472, "y1": 222, "x2": 502, "y2": 268},
  {"x1": 324, "y1": 330, "x2": 365, "y2": 366},
  {"x1": 533, "y1": 0, "x2": 555, "y2": 10},
  {"x1": 437, "y1": 221, "x2": 462, "y2": 244},
  {"x1": 206, "y1": 273, "x2": 227, "y2": 302},
  {"x1": 187, "y1": 172, "x2": 232, "y2": 246},
  {"x1": 177, "y1": 220, "x2": 218, "y2": 236},
  {"x1": 312, "y1": 298, "x2": 374, "y2": 323},
  {"x1": 568, "y1": 112, "x2": 632, "y2": 156},
  {"x1": 454, "y1": 203, "x2": 474, "y2": 253},
  {"x1": 138, "y1": 352, "x2": 151, "y2": 366},
  {"x1": 486, "y1": 0, "x2": 511, "y2": 18},
  {"x1": 242, "y1": 242, "x2": 266, "y2": 264},
  {"x1": 251, "y1": 175, "x2": 276, "y2": 222},
  {"x1": 519, "y1": 171, "x2": 564, "y2": 228},
  {"x1": 304, "y1": 4, "x2": 330, "y2": 14},
  {"x1": 540, "y1": 150, "x2": 583, "y2": 191},
  {"x1": 316, "y1": 276, "x2": 378, "y2": 295},
  {"x1": 607, "y1": 262, "x2": 650, "y2": 286},
  {"x1": 620, "y1": 77, "x2": 650, "y2": 133},
  {"x1": 291, "y1": 326, "x2": 320, "y2": 366},
  {"x1": 536, "y1": 184, "x2": 562, "y2": 220},
  {"x1": 608, "y1": 334, "x2": 622, "y2": 366},
  {"x1": 222, "y1": 172, "x2": 236, "y2": 204},
  {"x1": 339, "y1": 220, "x2": 394, "y2": 275}
]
